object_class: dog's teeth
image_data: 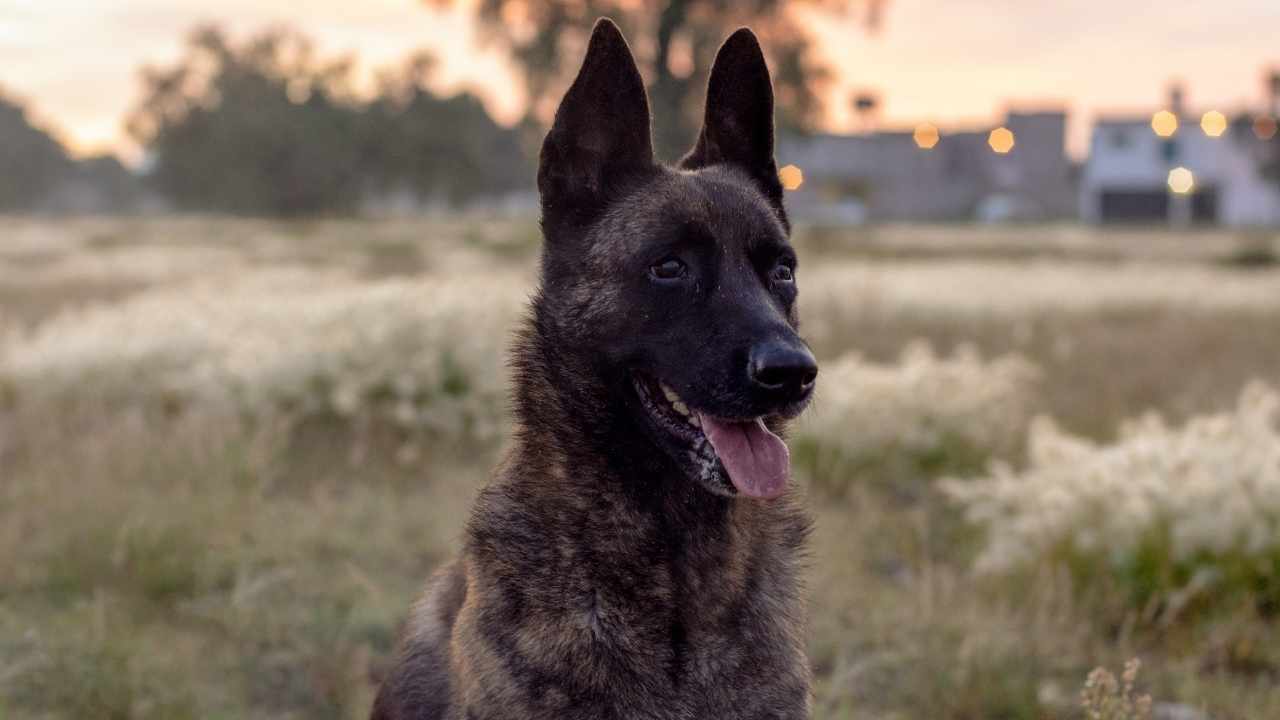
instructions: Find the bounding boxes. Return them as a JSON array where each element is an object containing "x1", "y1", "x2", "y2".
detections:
[
  {"x1": 661, "y1": 384, "x2": 679, "y2": 403},
  {"x1": 688, "y1": 414, "x2": 701, "y2": 427},
  {"x1": 672, "y1": 400, "x2": 689, "y2": 416}
]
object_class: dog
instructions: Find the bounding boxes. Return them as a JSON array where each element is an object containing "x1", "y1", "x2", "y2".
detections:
[{"x1": 371, "y1": 18, "x2": 818, "y2": 720}]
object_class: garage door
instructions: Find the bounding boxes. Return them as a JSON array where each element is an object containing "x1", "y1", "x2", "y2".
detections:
[
  {"x1": 1098, "y1": 188, "x2": 1218, "y2": 224},
  {"x1": 1098, "y1": 189, "x2": 1168, "y2": 222}
]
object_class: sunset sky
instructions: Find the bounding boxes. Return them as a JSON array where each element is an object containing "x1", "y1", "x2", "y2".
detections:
[{"x1": 2, "y1": 0, "x2": 1277, "y2": 161}]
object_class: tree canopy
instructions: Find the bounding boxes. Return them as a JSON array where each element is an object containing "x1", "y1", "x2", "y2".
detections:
[
  {"x1": 450, "y1": 0, "x2": 883, "y2": 161},
  {"x1": 0, "y1": 88, "x2": 141, "y2": 213},
  {"x1": 0, "y1": 89, "x2": 75, "y2": 211},
  {"x1": 126, "y1": 26, "x2": 528, "y2": 216}
]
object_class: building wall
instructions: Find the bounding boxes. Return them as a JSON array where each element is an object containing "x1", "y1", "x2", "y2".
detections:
[
  {"x1": 1003, "y1": 112, "x2": 1076, "y2": 217},
  {"x1": 779, "y1": 110, "x2": 1074, "y2": 223},
  {"x1": 1082, "y1": 117, "x2": 1280, "y2": 226}
]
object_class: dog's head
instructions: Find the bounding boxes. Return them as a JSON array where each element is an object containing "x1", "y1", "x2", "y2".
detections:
[{"x1": 535, "y1": 19, "x2": 816, "y2": 500}]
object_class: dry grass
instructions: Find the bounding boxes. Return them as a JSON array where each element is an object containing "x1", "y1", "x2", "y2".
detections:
[
  {"x1": 3, "y1": 217, "x2": 1279, "y2": 718},
  {"x1": 815, "y1": 306, "x2": 1280, "y2": 440},
  {"x1": 2, "y1": 401, "x2": 481, "y2": 719}
]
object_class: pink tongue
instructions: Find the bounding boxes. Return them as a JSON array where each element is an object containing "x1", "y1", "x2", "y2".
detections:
[{"x1": 699, "y1": 415, "x2": 790, "y2": 499}]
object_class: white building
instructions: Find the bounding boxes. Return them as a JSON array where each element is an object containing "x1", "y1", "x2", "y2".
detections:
[{"x1": 1080, "y1": 83, "x2": 1280, "y2": 227}]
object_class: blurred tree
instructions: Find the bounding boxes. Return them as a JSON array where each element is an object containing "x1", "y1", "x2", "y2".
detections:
[
  {"x1": 1229, "y1": 109, "x2": 1280, "y2": 228},
  {"x1": 0, "y1": 88, "x2": 141, "y2": 214},
  {"x1": 127, "y1": 26, "x2": 366, "y2": 215},
  {"x1": 366, "y1": 53, "x2": 529, "y2": 206},
  {"x1": 1256, "y1": 70, "x2": 1280, "y2": 188},
  {"x1": 0, "y1": 88, "x2": 75, "y2": 210},
  {"x1": 430, "y1": 0, "x2": 884, "y2": 161},
  {"x1": 127, "y1": 26, "x2": 527, "y2": 216}
]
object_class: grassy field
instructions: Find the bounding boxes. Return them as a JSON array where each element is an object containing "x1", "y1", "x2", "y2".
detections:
[{"x1": 2, "y1": 216, "x2": 1280, "y2": 719}]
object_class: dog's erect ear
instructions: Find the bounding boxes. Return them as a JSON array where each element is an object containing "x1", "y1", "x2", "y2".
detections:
[
  {"x1": 538, "y1": 18, "x2": 654, "y2": 215},
  {"x1": 680, "y1": 29, "x2": 783, "y2": 215}
]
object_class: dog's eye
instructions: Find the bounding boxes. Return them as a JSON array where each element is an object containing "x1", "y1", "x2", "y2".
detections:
[
  {"x1": 771, "y1": 263, "x2": 795, "y2": 284},
  {"x1": 650, "y1": 257, "x2": 687, "y2": 282}
]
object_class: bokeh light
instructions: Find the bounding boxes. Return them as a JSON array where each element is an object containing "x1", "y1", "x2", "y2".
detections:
[
  {"x1": 913, "y1": 123, "x2": 940, "y2": 149},
  {"x1": 1167, "y1": 166, "x2": 1195, "y2": 194},
  {"x1": 778, "y1": 164, "x2": 804, "y2": 191},
  {"x1": 1255, "y1": 116, "x2": 1279, "y2": 140},
  {"x1": 1200, "y1": 111, "x2": 1227, "y2": 137},
  {"x1": 988, "y1": 127, "x2": 1015, "y2": 154},
  {"x1": 1151, "y1": 110, "x2": 1179, "y2": 138}
]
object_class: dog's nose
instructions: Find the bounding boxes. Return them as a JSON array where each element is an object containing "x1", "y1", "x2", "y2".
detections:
[{"x1": 749, "y1": 341, "x2": 817, "y2": 397}]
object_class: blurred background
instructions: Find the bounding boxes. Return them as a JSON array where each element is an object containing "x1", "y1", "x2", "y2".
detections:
[{"x1": 2, "y1": 2, "x2": 1280, "y2": 719}]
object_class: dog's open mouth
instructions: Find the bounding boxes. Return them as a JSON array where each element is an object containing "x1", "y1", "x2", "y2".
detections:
[{"x1": 632, "y1": 373, "x2": 790, "y2": 499}]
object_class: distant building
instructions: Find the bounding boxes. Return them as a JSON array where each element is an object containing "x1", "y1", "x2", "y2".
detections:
[
  {"x1": 778, "y1": 110, "x2": 1076, "y2": 223},
  {"x1": 1080, "y1": 82, "x2": 1280, "y2": 227}
]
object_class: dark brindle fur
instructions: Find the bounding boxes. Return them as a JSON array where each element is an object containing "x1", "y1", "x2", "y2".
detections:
[{"x1": 372, "y1": 18, "x2": 818, "y2": 719}]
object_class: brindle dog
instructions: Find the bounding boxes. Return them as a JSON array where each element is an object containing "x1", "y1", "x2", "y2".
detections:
[{"x1": 372, "y1": 18, "x2": 818, "y2": 720}]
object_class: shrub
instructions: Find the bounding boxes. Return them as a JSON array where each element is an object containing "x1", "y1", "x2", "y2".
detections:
[
  {"x1": 795, "y1": 341, "x2": 1039, "y2": 493},
  {"x1": 1218, "y1": 235, "x2": 1279, "y2": 270},
  {"x1": 945, "y1": 383, "x2": 1280, "y2": 622},
  {"x1": 1080, "y1": 659, "x2": 1153, "y2": 720},
  {"x1": 0, "y1": 269, "x2": 526, "y2": 443}
]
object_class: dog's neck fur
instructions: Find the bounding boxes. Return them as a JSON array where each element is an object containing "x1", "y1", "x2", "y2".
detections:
[{"x1": 448, "y1": 299, "x2": 810, "y2": 716}]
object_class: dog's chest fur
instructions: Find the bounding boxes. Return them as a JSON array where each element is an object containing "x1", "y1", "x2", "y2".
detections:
[{"x1": 444, "y1": 447, "x2": 811, "y2": 719}]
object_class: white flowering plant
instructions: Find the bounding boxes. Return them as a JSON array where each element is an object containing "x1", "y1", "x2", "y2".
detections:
[
  {"x1": 945, "y1": 383, "x2": 1280, "y2": 621},
  {"x1": 0, "y1": 269, "x2": 527, "y2": 444},
  {"x1": 803, "y1": 259, "x2": 1280, "y2": 324},
  {"x1": 793, "y1": 341, "x2": 1040, "y2": 493},
  {"x1": 1079, "y1": 659, "x2": 1153, "y2": 720}
]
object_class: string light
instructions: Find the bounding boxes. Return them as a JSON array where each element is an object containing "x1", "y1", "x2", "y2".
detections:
[
  {"x1": 1255, "y1": 116, "x2": 1278, "y2": 141},
  {"x1": 1168, "y1": 167, "x2": 1195, "y2": 194},
  {"x1": 1200, "y1": 111, "x2": 1227, "y2": 137},
  {"x1": 913, "y1": 123, "x2": 940, "y2": 150},
  {"x1": 778, "y1": 164, "x2": 804, "y2": 191},
  {"x1": 1152, "y1": 110, "x2": 1179, "y2": 138},
  {"x1": 988, "y1": 127, "x2": 1015, "y2": 154}
]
